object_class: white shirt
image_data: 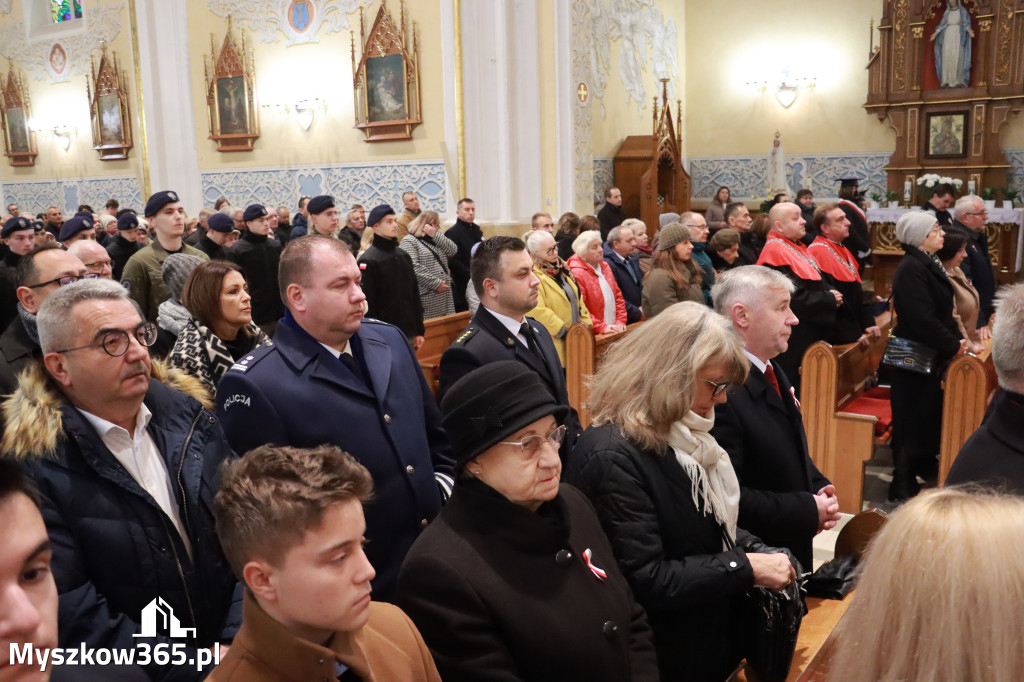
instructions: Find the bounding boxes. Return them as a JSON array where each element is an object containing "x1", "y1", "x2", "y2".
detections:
[
  {"x1": 485, "y1": 306, "x2": 531, "y2": 349},
  {"x1": 77, "y1": 404, "x2": 193, "y2": 559},
  {"x1": 592, "y1": 262, "x2": 616, "y2": 325},
  {"x1": 743, "y1": 349, "x2": 771, "y2": 375},
  {"x1": 318, "y1": 339, "x2": 354, "y2": 359}
]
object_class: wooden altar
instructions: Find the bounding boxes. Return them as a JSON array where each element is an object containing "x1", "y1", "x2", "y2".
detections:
[
  {"x1": 612, "y1": 79, "x2": 689, "y2": 240},
  {"x1": 865, "y1": 0, "x2": 1024, "y2": 194}
]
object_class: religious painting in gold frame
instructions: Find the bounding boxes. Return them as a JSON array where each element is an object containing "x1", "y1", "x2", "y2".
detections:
[
  {"x1": 352, "y1": 0, "x2": 422, "y2": 141},
  {"x1": 0, "y1": 63, "x2": 37, "y2": 167},
  {"x1": 87, "y1": 45, "x2": 133, "y2": 161},
  {"x1": 204, "y1": 17, "x2": 259, "y2": 152}
]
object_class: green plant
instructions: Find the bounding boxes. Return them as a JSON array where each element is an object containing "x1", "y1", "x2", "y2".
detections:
[
  {"x1": 982, "y1": 187, "x2": 996, "y2": 200},
  {"x1": 870, "y1": 192, "x2": 883, "y2": 203},
  {"x1": 1002, "y1": 186, "x2": 1019, "y2": 202},
  {"x1": 759, "y1": 198, "x2": 774, "y2": 214},
  {"x1": 886, "y1": 190, "x2": 900, "y2": 202}
]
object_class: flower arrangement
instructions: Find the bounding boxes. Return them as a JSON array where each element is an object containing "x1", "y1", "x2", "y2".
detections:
[{"x1": 915, "y1": 174, "x2": 962, "y2": 201}]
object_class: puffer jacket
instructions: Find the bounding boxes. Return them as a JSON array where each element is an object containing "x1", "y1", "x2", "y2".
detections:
[
  {"x1": 566, "y1": 254, "x2": 627, "y2": 334},
  {"x1": 1, "y1": 361, "x2": 242, "y2": 682}
]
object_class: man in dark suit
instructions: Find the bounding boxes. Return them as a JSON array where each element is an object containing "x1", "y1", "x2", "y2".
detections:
[
  {"x1": 709, "y1": 265, "x2": 841, "y2": 571},
  {"x1": 597, "y1": 187, "x2": 625, "y2": 241},
  {"x1": 603, "y1": 225, "x2": 643, "y2": 323},
  {"x1": 949, "y1": 195, "x2": 997, "y2": 329},
  {"x1": 216, "y1": 235, "x2": 454, "y2": 603},
  {"x1": 444, "y1": 198, "x2": 482, "y2": 312},
  {"x1": 439, "y1": 236, "x2": 582, "y2": 451}
]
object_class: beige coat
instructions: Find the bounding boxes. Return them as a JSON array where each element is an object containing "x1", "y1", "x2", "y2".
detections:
[
  {"x1": 641, "y1": 267, "x2": 703, "y2": 318},
  {"x1": 948, "y1": 266, "x2": 981, "y2": 342}
]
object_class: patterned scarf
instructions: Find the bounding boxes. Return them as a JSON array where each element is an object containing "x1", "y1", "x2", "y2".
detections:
[{"x1": 533, "y1": 254, "x2": 575, "y2": 282}]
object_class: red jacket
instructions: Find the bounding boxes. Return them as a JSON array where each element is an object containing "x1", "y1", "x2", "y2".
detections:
[{"x1": 566, "y1": 254, "x2": 627, "y2": 333}]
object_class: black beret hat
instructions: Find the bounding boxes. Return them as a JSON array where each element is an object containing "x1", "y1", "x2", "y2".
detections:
[
  {"x1": 366, "y1": 204, "x2": 395, "y2": 228},
  {"x1": 1, "y1": 216, "x2": 33, "y2": 238},
  {"x1": 306, "y1": 195, "x2": 335, "y2": 215},
  {"x1": 117, "y1": 212, "x2": 140, "y2": 231},
  {"x1": 58, "y1": 215, "x2": 93, "y2": 242},
  {"x1": 243, "y1": 203, "x2": 268, "y2": 222},
  {"x1": 208, "y1": 213, "x2": 237, "y2": 234},
  {"x1": 31, "y1": 220, "x2": 43, "y2": 232},
  {"x1": 440, "y1": 360, "x2": 568, "y2": 469},
  {"x1": 144, "y1": 190, "x2": 180, "y2": 218}
]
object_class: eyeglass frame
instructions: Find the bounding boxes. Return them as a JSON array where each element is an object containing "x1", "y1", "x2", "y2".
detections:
[
  {"x1": 27, "y1": 272, "x2": 100, "y2": 289},
  {"x1": 704, "y1": 379, "x2": 731, "y2": 399},
  {"x1": 497, "y1": 424, "x2": 566, "y2": 459},
  {"x1": 82, "y1": 258, "x2": 113, "y2": 272},
  {"x1": 53, "y1": 321, "x2": 158, "y2": 357}
]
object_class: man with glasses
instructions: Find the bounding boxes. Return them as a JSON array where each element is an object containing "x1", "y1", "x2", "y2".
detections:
[
  {"x1": 2, "y1": 278, "x2": 240, "y2": 680},
  {"x1": 67, "y1": 239, "x2": 114, "y2": 279},
  {"x1": 0, "y1": 243, "x2": 91, "y2": 394},
  {"x1": 949, "y1": 194, "x2": 997, "y2": 332}
]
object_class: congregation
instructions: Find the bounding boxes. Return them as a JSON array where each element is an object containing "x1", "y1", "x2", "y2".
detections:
[{"x1": 1, "y1": 178, "x2": 1023, "y2": 682}]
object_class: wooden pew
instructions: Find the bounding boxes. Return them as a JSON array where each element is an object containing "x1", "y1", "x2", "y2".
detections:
[
  {"x1": 800, "y1": 311, "x2": 893, "y2": 515},
  {"x1": 414, "y1": 311, "x2": 471, "y2": 396},
  {"x1": 565, "y1": 321, "x2": 642, "y2": 428},
  {"x1": 938, "y1": 338, "x2": 997, "y2": 485}
]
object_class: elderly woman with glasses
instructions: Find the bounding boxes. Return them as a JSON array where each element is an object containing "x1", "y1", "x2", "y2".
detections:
[
  {"x1": 398, "y1": 361, "x2": 659, "y2": 682},
  {"x1": 568, "y1": 302, "x2": 797, "y2": 682},
  {"x1": 525, "y1": 229, "x2": 593, "y2": 367}
]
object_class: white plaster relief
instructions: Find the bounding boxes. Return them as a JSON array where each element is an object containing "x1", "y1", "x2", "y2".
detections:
[{"x1": 205, "y1": 0, "x2": 360, "y2": 46}]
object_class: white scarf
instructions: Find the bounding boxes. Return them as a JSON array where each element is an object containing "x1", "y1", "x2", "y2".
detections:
[{"x1": 666, "y1": 410, "x2": 740, "y2": 547}]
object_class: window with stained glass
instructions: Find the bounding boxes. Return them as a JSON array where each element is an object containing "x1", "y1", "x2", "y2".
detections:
[{"x1": 51, "y1": 0, "x2": 83, "y2": 23}]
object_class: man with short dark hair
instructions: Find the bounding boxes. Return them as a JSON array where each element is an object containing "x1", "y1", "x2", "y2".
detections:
[
  {"x1": 725, "y1": 201, "x2": 759, "y2": 264},
  {"x1": 290, "y1": 196, "x2": 311, "y2": 237},
  {"x1": 226, "y1": 204, "x2": 283, "y2": 335},
  {"x1": 216, "y1": 236, "x2": 454, "y2": 603},
  {"x1": 598, "y1": 186, "x2": 625, "y2": 240},
  {"x1": 6, "y1": 202, "x2": 19, "y2": 218},
  {"x1": 358, "y1": 205, "x2": 424, "y2": 348},
  {"x1": 396, "y1": 191, "x2": 421, "y2": 241},
  {"x1": 105, "y1": 211, "x2": 145, "y2": 281},
  {"x1": 42, "y1": 206, "x2": 63, "y2": 238},
  {"x1": 921, "y1": 182, "x2": 955, "y2": 228},
  {"x1": 949, "y1": 194, "x2": 997, "y2": 330},
  {"x1": 0, "y1": 216, "x2": 36, "y2": 330},
  {"x1": 339, "y1": 205, "x2": 366, "y2": 256},
  {"x1": 602, "y1": 225, "x2": 643, "y2": 322},
  {"x1": 2, "y1": 279, "x2": 241, "y2": 681},
  {"x1": 209, "y1": 444, "x2": 442, "y2": 682},
  {"x1": 438, "y1": 236, "x2": 581, "y2": 450},
  {"x1": 445, "y1": 198, "x2": 482, "y2": 312}
]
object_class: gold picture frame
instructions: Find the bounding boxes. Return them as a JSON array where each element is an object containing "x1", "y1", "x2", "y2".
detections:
[
  {"x1": 0, "y1": 62, "x2": 37, "y2": 167},
  {"x1": 352, "y1": 0, "x2": 422, "y2": 142},
  {"x1": 204, "y1": 17, "x2": 259, "y2": 152},
  {"x1": 87, "y1": 45, "x2": 133, "y2": 161}
]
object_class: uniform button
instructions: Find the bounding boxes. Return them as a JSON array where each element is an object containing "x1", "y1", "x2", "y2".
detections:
[
  {"x1": 420, "y1": 518, "x2": 429, "y2": 528},
  {"x1": 729, "y1": 561, "x2": 738, "y2": 568},
  {"x1": 317, "y1": 658, "x2": 325, "y2": 665},
  {"x1": 602, "y1": 620, "x2": 619, "y2": 638},
  {"x1": 555, "y1": 549, "x2": 573, "y2": 566},
  {"x1": 384, "y1": 414, "x2": 392, "y2": 423},
  {"x1": 406, "y1": 465, "x2": 415, "y2": 475}
]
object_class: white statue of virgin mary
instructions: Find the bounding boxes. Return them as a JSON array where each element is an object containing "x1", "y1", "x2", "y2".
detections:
[{"x1": 766, "y1": 131, "x2": 793, "y2": 197}]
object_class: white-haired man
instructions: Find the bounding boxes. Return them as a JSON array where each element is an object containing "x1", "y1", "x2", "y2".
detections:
[
  {"x1": 949, "y1": 194, "x2": 997, "y2": 333},
  {"x1": 709, "y1": 265, "x2": 841, "y2": 573}
]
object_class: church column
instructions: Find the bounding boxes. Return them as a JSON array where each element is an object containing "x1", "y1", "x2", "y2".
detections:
[{"x1": 131, "y1": 0, "x2": 202, "y2": 208}]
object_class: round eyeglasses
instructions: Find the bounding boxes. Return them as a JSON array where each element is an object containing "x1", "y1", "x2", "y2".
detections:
[
  {"x1": 54, "y1": 321, "x2": 158, "y2": 357},
  {"x1": 498, "y1": 424, "x2": 566, "y2": 460}
]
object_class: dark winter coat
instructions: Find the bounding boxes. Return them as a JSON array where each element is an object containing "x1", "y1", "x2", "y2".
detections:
[
  {"x1": 224, "y1": 230, "x2": 283, "y2": 325},
  {"x1": 444, "y1": 219, "x2": 483, "y2": 312},
  {"x1": 946, "y1": 390, "x2": 1024, "y2": 494},
  {"x1": 602, "y1": 242, "x2": 644, "y2": 322},
  {"x1": 105, "y1": 232, "x2": 143, "y2": 282},
  {"x1": 357, "y1": 233, "x2": 425, "y2": 339}
]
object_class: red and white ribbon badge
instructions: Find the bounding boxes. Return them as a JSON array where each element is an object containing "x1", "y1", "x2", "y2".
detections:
[
  {"x1": 583, "y1": 548, "x2": 607, "y2": 581},
  {"x1": 790, "y1": 386, "x2": 801, "y2": 409}
]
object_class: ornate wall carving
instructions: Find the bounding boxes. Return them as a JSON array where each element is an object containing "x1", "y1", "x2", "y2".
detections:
[
  {"x1": 206, "y1": 0, "x2": 360, "y2": 46},
  {"x1": 593, "y1": 157, "x2": 614, "y2": 205},
  {"x1": 0, "y1": 4, "x2": 122, "y2": 83},
  {"x1": 2, "y1": 174, "x2": 142, "y2": 215},
  {"x1": 892, "y1": 0, "x2": 908, "y2": 92}
]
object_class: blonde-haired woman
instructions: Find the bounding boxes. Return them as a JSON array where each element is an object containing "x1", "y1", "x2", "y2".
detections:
[
  {"x1": 400, "y1": 210, "x2": 457, "y2": 319},
  {"x1": 829, "y1": 487, "x2": 1024, "y2": 682},
  {"x1": 568, "y1": 302, "x2": 797, "y2": 682}
]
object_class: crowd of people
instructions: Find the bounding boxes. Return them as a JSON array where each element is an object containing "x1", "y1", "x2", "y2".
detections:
[{"x1": 0, "y1": 180, "x2": 1022, "y2": 682}]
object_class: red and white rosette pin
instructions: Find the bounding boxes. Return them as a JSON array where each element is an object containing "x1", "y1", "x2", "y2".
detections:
[{"x1": 583, "y1": 548, "x2": 607, "y2": 581}]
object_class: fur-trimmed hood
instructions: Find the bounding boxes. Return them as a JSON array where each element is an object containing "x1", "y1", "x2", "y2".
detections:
[{"x1": 1, "y1": 358, "x2": 212, "y2": 461}]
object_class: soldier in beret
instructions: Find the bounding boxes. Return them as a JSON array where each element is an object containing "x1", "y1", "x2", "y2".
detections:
[
  {"x1": 226, "y1": 203, "x2": 284, "y2": 335},
  {"x1": 105, "y1": 212, "x2": 145, "y2": 281},
  {"x1": 121, "y1": 190, "x2": 209, "y2": 322},
  {"x1": 57, "y1": 214, "x2": 98, "y2": 247},
  {"x1": 195, "y1": 212, "x2": 238, "y2": 261},
  {"x1": 306, "y1": 195, "x2": 342, "y2": 238},
  {"x1": 0, "y1": 217, "x2": 35, "y2": 330}
]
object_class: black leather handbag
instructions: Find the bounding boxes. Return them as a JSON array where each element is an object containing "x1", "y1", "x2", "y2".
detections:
[{"x1": 881, "y1": 334, "x2": 937, "y2": 375}]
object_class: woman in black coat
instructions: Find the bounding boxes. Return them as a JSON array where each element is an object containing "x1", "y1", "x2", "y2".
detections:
[
  {"x1": 397, "y1": 361, "x2": 659, "y2": 682},
  {"x1": 888, "y1": 212, "x2": 966, "y2": 500},
  {"x1": 567, "y1": 302, "x2": 797, "y2": 682}
]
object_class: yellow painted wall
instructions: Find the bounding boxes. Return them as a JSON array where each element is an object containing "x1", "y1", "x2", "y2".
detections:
[
  {"x1": 184, "y1": 0, "x2": 447, "y2": 170},
  {"x1": 0, "y1": 0, "x2": 143, "y2": 183}
]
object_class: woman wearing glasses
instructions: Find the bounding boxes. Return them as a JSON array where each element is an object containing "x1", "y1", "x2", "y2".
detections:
[
  {"x1": 526, "y1": 229, "x2": 592, "y2": 367},
  {"x1": 167, "y1": 261, "x2": 271, "y2": 397},
  {"x1": 397, "y1": 361, "x2": 659, "y2": 682},
  {"x1": 568, "y1": 302, "x2": 797, "y2": 682}
]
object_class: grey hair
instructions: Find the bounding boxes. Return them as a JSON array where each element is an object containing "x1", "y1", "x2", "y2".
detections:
[
  {"x1": 524, "y1": 230, "x2": 552, "y2": 254},
  {"x1": 37, "y1": 278, "x2": 131, "y2": 354},
  {"x1": 621, "y1": 218, "x2": 646, "y2": 234},
  {"x1": 607, "y1": 225, "x2": 632, "y2": 244},
  {"x1": 711, "y1": 265, "x2": 795, "y2": 316},
  {"x1": 217, "y1": 205, "x2": 236, "y2": 217},
  {"x1": 571, "y1": 229, "x2": 602, "y2": 257},
  {"x1": 992, "y1": 283, "x2": 1024, "y2": 391},
  {"x1": 952, "y1": 194, "x2": 984, "y2": 220}
]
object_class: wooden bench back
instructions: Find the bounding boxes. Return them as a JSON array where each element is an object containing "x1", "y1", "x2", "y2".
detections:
[
  {"x1": 415, "y1": 311, "x2": 471, "y2": 396},
  {"x1": 565, "y1": 321, "x2": 642, "y2": 428},
  {"x1": 939, "y1": 340, "x2": 997, "y2": 485}
]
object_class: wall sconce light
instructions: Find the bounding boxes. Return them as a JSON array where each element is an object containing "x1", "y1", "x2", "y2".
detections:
[
  {"x1": 746, "y1": 66, "x2": 816, "y2": 109},
  {"x1": 293, "y1": 98, "x2": 325, "y2": 131},
  {"x1": 52, "y1": 124, "x2": 74, "y2": 151}
]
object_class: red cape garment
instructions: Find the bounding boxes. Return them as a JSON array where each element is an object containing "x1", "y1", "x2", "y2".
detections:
[
  {"x1": 808, "y1": 236, "x2": 861, "y2": 283},
  {"x1": 757, "y1": 232, "x2": 822, "y2": 280}
]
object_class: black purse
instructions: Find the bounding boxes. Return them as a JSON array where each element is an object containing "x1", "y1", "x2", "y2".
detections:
[{"x1": 881, "y1": 334, "x2": 937, "y2": 375}]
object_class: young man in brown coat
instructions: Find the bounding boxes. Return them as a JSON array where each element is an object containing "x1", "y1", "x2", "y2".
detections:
[{"x1": 210, "y1": 444, "x2": 441, "y2": 682}]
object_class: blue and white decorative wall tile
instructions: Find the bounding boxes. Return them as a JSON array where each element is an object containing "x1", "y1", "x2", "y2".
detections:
[
  {"x1": 3, "y1": 175, "x2": 142, "y2": 216},
  {"x1": 689, "y1": 152, "x2": 891, "y2": 200},
  {"x1": 201, "y1": 160, "x2": 449, "y2": 214},
  {"x1": 1004, "y1": 148, "x2": 1024, "y2": 186},
  {"x1": 593, "y1": 157, "x2": 614, "y2": 207}
]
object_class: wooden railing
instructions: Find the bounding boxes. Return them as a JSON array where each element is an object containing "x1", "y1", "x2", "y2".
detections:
[
  {"x1": 939, "y1": 339, "x2": 997, "y2": 485},
  {"x1": 414, "y1": 311, "x2": 471, "y2": 397},
  {"x1": 565, "y1": 321, "x2": 643, "y2": 428}
]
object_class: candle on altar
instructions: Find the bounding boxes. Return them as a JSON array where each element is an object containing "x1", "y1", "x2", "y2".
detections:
[{"x1": 904, "y1": 181, "x2": 912, "y2": 202}]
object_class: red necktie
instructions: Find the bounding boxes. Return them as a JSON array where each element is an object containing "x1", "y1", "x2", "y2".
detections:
[{"x1": 764, "y1": 363, "x2": 783, "y2": 400}]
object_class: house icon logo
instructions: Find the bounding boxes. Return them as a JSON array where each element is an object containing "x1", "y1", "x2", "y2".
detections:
[{"x1": 133, "y1": 597, "x2": 197, "y2": 639}]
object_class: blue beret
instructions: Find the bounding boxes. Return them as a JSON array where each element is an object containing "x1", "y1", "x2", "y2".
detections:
[
  {"x1": 243, "y1": 204, "x2": 268, "y2": 222},
  {"x1": 306, "y1": 195, "x2": 335, "y2": 215},
  {"x1": 1, "y1": 216, "x2": 33, "y2": 238},
  {"x1": 117, "y1": 213, "x2": 140, "y2": 231},
  {"x1": 58, "y1": 215, "x2": 93, "y2": 242},
  {"x1": 144, "y1": 190, "x2": 180, "y2": 218},
  {"x1": 367, "y1": 204, "x2": 395, "y2": 228},
  {"x1": 208, "y1": 213, "x2": 237, "y2": 233}
]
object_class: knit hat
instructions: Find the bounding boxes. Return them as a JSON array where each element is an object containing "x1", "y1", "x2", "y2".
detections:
[
  {"x1": 99, "y1": 214, "x2": 117, "y2": 230},
  {"x1": 657, "y1": 222, "x2": 692, "y2": 251},
  {"x1": 162, "y1": 253, "x2": 203, "y2": 302},
  {"x1": 895, "y1": 211, "x2": 937, "y2": 248},
  {"x1": 440, "y1": 361, "x2": 568, "y2": 470},
  {"x1": 659, "y1": 212, "x2": 680, "y2": 229}
]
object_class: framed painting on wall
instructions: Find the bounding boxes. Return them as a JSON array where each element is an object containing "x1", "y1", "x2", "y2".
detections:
[
  {"x1": 0, "y1": 63, "x2": 36, "y2": 166},
  {"x1": 87, "y1": 45, "x2": 133, "y2": 160},
  {"x1": 926, "y1": 112, "x2": 967, "y2": 159},
  {"x1": 204, "y1": 17, "x2": 259, "y2": 152}
]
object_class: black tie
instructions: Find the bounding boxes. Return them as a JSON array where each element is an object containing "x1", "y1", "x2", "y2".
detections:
[
  {"x1": 340, "y1": 352, "x2": 365, "y2": 385},
  {"x1": 625, "y1": 258, "x2": 639, "y2": 283},
  {"x1": 519, "y1": 322, "x2": 542, "y2": 359}
]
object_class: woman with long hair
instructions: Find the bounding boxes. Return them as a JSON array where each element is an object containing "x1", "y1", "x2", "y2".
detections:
[
  {"x1": 400, "y1": 210, "x2": 457, "y2": 319},
  {"x1": 641, "y1": 222, "x2": 703, "y2": 318},
  {"x1": 555, "y1": 212, "x2": 581, "y2": 261},
  {"x1": 705, "y1": 186, "x2": 731, "y2": 231}
]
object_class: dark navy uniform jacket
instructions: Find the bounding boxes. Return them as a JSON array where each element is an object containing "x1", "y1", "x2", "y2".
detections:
[{"x1": 216, "y1": 312, "x2": 455, "y2": 602}]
